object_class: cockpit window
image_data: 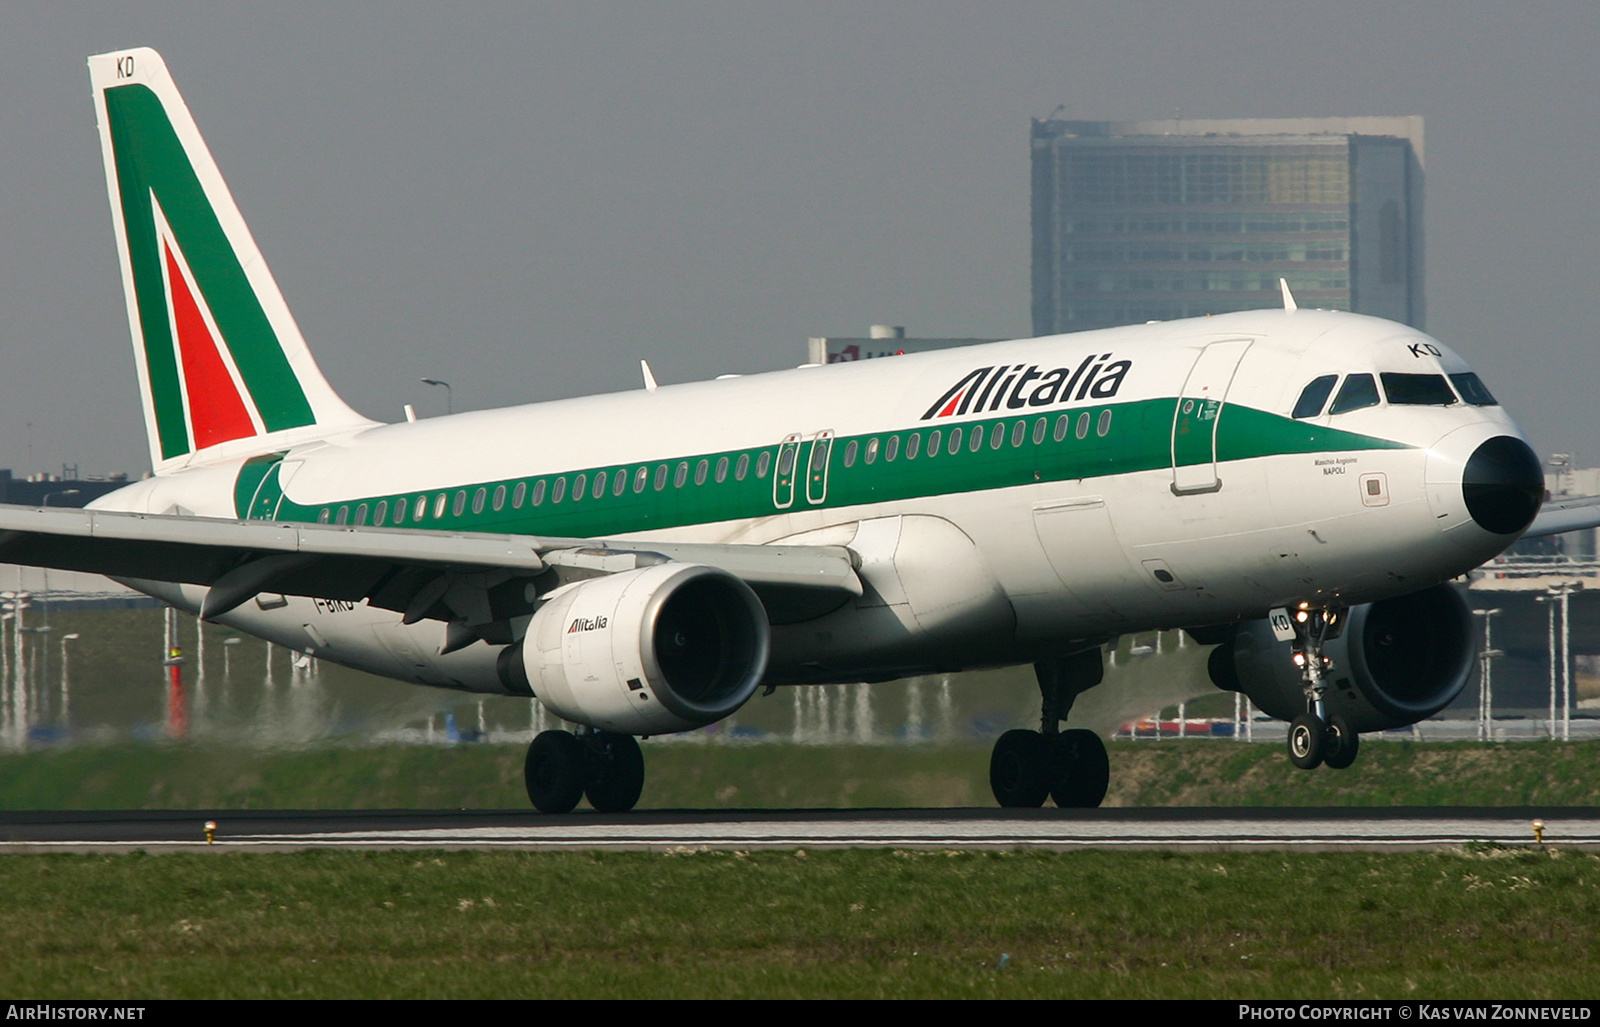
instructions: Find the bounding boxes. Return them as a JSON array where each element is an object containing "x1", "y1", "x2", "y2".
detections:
[
  {"x1": 1449, "y1": 372, "x2": 1499, "y2": 407},
  {"x1": 1381, "y1": 373, "x2": 1457, "y2": 406},
  {"x1": 1328, "y1": 373, "x2": 1379, "y2": 414},
  {"x1": 1292, "y1": 375, "x2": 1338, "y2": 419}
]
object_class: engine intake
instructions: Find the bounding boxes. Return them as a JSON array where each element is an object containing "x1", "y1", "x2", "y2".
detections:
[
  {"x1": 502, "y1": 563, "x2": 769, "y2": 735},
  {"x1": 1209, "y1": 583, "x2": 1473, "y2": 732}
]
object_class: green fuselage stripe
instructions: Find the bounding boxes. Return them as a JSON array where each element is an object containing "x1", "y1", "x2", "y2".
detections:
[{"x1": 234, "y1": 399, "x2": 1410, "y2": 536}]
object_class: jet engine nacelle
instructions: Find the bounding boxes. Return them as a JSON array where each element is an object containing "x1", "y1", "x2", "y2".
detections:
[
  {"x1": 503, "y1": 562, "x2": 770, "y2": 736},
  {"x1": 1209, "y1": 583, "x2": 1473, "y2": 733}
]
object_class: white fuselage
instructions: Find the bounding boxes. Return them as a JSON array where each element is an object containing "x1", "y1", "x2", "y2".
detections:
[{"x1": 95, "y1": 308, "x2": 1530, "y2": 696}]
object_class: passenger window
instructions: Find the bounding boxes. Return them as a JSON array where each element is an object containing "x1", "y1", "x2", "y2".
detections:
[
  {"x1": 1292, "y1": 375, "x2": 1338, "y2": 419},
  {"x1": 864, "y1": 438, "x2": 878, "y2": 465},
  {"x1": 928, "y1": 430, "x2": 941, "y2": 456},
  {"x1": 493, "y1": 485, "x2": 506, "y2": 511},
  {"x1": 1012, "y1": 421, "x2": 1027, "y2": 448},
  {"x1": 354, "y1": 503, "x2": 369, "y2": 526},
  {"x1": 635, "y1": 466, "x2": 649, "y2": 493},
  {"x1": 1076, "y1": 412, "x2": 1090, "y2": 439},
  {"x1": 1329, "y1": 373, "x2": 1380, "y2": 414},
  {"x1": 715, "y1": 457, "x2": 729, "y2": 482},
  {"x1": 572, "y1": 474, "x2": 587, "y2": 500},
  {"x1": 552, "y1": 477, "x2": 567, "y2": 503},
  {"x1": 735, "y1": 453, "x2": 750, "y2": 481},
  {"x1": 395, "y1": 497, "x2": 408, "y2": 522},
  {"x1": 593, "y1": 471, "x2": 607, "y2": 498},
  {"x1": 1381, "y1": 373, "x2": 1456, "y2": 406},
  {"x1": 655, "y1": 465, "x2": 668, "y2": 490},
  {"x1": 318, "y1": 508, "x2": 330, "y2": 524},
  {"x1": 674, "y1": 462, "x2": 689, "y2": 488},
  {"x1": 948, "y1": 428, "x2": 962, "y2": 454},
  {"x1": 433, "y1": 494, "x2": 447, "y2": 519},
  {"x1": 614, "y1": 470, "x2": 628, "y2": 496},
  {"x1": 1054, "y1": 415, "x2": 1070, "y2": 442},
  {"x1": 472, "y1": 488, "x2": 487, "y2": 514},
  {"x1": 885, "y1": 436, "x2": 899, "y2": 461},
  {"x1": 1033, "y1": 418, "x2": 1047, "y2": 445},
  {"x1": 414, "y1": 495, "x2": 427, "y2": 521},
  {"x1": 756, "y1": 452, "x2": 771, "y2": 478},
  {"x1": 1450, "y1": 372, "x2": 1498, "y2": 407},
  {"x1": 989, "y1": 423, "x2": 1004, "y2": 450},
  {"x1": 336, "y1": 505, "x2": 349, "y2": 525},
  {"x1": 695, "y1": 460, "x2": 709, "y2": 485},
  {"x1": 843, "y1": 441, "x2": 858, "y2": 467},
  {"x1": 531, "y1": 480, "x2": 546, "y2": 506},
  {"x1": 777, "y1": 449, "x2": 795, "y2": 476},
  {"x1": 452, "y1": 491, "x2": 466, "y2": 517},
  {"x1": 511, "y1": 483, "x2": 525, "y2": 508},
  {"x1": 971, "y1": 426, "x2": 985, "y2": 452},
  {"x1": 1097, "y1": 410, "x2": 1112, "y2": 437},
  {"x1": 907, "y1": 433, "x2": 921, "y2": 459},
  {"x1": 374, "y1": 500, "x2": 388, "y2": 526}
]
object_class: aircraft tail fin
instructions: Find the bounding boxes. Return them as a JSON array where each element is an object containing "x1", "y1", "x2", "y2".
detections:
[{"x1": 89, "y1": 48, "x2": 373, "y2": 474}]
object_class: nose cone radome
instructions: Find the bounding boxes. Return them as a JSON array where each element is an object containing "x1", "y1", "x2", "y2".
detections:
[{"x1": 1462, "y1": 436, "x2": 1543, "y2": 535}]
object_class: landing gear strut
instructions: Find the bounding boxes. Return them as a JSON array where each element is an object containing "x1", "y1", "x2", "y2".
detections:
[
  {"x1": 524, "y1": 728, "x2": 645, "y2": 813},
  {"x1": 990, "y1": 649, "x2": 1110, "y2": 809},
  {"x1": 1281, "y1": 605, "x2": 1360, "y2": 771}
]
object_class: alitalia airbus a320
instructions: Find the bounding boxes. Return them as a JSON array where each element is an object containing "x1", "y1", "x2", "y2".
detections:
[{"x1": 0, "y1": 48, "x2": 1578, "y2": 813}]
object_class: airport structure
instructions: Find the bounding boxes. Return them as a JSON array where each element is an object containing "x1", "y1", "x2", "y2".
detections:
[
  {"x1": 807, "y1": 325, "x2": 1000, "y2": 365},
  {"x1": 1031, "y1": 117, "x2": 1425, "y2": 335}
]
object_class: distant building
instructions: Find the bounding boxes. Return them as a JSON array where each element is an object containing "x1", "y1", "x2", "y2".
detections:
[
  {"x1": 0, "y1": 469, "x2": 131, "y2": 508},
  {"x1": 1031, "y1": 117, "x2": 1424, "y2": 336},
  {"x1": 808, "y1": 325, "x2": 1001, "y2": 365}
]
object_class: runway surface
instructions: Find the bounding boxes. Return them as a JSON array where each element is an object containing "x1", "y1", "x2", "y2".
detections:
[{"x1": 3, "y1": 807, "x2": 1598, "y2": 852}]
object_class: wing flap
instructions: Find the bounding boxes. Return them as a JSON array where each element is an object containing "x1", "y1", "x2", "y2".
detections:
[{"x1": 0, "y1": 504, "x2": 861, "y2": 624}]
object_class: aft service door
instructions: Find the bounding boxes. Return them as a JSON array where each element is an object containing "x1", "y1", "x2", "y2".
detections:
[{"x1": 1171, "y1": 339, "x2": 1252, "y2": 494}]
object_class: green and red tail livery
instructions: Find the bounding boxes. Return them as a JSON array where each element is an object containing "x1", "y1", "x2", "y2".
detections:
[{"x1": 90, "y1": 49, "x2": 371, "y2": 471}]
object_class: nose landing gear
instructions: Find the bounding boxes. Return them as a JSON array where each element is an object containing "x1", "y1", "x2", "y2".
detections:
[{"x1": 1281, "y1": 605, "x2": 1361, "y2": 771}]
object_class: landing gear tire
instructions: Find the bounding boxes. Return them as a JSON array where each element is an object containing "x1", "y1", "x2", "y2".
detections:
[
  {"x1": 584, "y1": 732, "x2": 645, "y2": 813},
  {"x1": 990, "y1": 729, "x2": 1051, "y2": 808},
  {"x1": 1288, "y1": 713, "x2": 1326, "y2": 770},
  {"x1": 525, "y1": 729, "x2": 586, "y2": 813},
  {"x1": 1049, "y1": 729, "x2": 1110, "y2": 809},
  {"x1": 1323, "y1": 715, "x2": 1360, "y2": 771}
]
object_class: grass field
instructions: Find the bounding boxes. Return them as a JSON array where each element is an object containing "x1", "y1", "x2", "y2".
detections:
[
  {"x1": 1, "y1": 738, "x2": 1598, "y2": 810},
  {"x1": 3, "y1": 741, "x2": 1598, "y2": 998},
  {"x1": 0, "y1": 848, "x2": 1594, "y2": 999}
]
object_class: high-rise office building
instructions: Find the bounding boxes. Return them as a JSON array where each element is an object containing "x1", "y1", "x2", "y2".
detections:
[{"x1": 1031, "y1": 117, "x2": 1424, "y2": 336}]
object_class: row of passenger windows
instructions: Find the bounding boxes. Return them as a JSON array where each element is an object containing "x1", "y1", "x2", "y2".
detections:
[
  {"x1": 1292, "y1": 371, "x2": 1498, "y2": 420},
  {"x1": 315, "y1": 409, "x2": 1118, "y2": 526},
  {"x1": 319, "y1": 450, "x2": 775, "y2": 526},
  {"x1": 840, "y1": 411, "x2": 1112, "y2": 468}
]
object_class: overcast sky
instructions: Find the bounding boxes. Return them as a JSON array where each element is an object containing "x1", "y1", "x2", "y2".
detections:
[{"x1": 4, "y1": 2, "x2": 1600, "y2": 477}]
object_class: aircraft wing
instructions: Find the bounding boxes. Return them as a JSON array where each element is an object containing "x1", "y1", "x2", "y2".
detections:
[
  {"x1": 1523, "y1": 495, "x2": 1600, "y2": 539},
  {"x1": 0, "y1": 504, "x2": 861, "y2": 624}
]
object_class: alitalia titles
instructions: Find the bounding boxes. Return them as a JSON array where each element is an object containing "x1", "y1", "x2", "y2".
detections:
[
  {"x1": 922, "y1": 353, "x2": 1132, "y2": 420},
  {"x1": 568, "y1": 615, "x2": 609, "y2": 633}
]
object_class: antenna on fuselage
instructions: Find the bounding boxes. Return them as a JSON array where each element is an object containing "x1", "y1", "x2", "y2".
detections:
[
  {"x1": 1279, "y1": 278, "x2": 1299, "y2": 313},
  {"x1": 640, "y1": 360, "x2": 660, "y2": 393}
]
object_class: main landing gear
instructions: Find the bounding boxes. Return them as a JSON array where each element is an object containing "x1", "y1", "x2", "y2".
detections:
[
  {"x1": 524, "y1": 729, "x2": 645, "y2": 814},
  {"x1": 1282, "y1": 605, "x2": 1361, "y2": 772},
  {"x1": 990, "y1": 649, "x2": 1110, "y2": 809}
]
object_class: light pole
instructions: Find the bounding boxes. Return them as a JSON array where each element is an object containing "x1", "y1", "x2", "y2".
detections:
[
  {"x1": 420, "y1": 378, "x2": 453, "y2": 415},
  {"x1": 59, "y1": 632, "x2": 79, "y2": 731},
  {"x1": 1473, "y1": 609, "x2": 1502, "y2": 742},
  {"x1": 42, "y1": 489, "x2": 80, "y2": 507}
]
